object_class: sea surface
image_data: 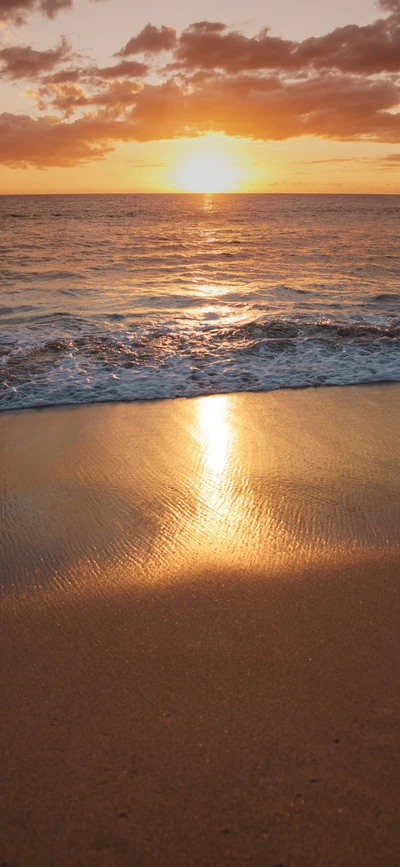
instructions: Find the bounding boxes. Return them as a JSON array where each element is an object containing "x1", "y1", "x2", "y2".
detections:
[{"x1": 0, "y1": 193, "x2": 399, "y2": 411}]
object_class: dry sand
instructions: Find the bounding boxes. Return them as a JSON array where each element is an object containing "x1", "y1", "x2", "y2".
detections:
[{"x1": 0, "y1": 385, "x2": 399, "y2": 866}]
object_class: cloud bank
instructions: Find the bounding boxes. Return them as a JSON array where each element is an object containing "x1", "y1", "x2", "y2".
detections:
[{"x1": 1, "y1": 1, "x2": 400, "y2": 168}]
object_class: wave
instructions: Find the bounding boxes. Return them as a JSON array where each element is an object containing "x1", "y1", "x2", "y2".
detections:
[
  {"x1": 1, "y1": 314, "x2": 399, "y2": 411},
  {"x1": 370, "y1": 293, "x2": 400, "y2": 304}
]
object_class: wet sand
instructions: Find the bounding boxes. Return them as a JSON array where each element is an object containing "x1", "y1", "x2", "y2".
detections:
[{"x1": 1, "y1": 385, "x2": 400, "y2": 866}]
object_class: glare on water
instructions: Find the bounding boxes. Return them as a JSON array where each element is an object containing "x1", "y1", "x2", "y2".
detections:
[{"x1": 197, "y1": 394, "x2": 232, "y2": 477}]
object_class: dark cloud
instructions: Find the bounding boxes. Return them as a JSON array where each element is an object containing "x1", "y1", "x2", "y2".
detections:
[
  {"x1": 41, "y1": 59, "x2": 148, "y2": 86},
  {"x1": 0, "y1": 0, "x2": 104, "y2": 25},
  {"x1": 0, "y1": 47, "x2": 148, "y2": 86},
  {"x1": 378, "y1": 0, "x2": 400, "y2": 12},
  {"x1": 42, "y1": 66, "x2": 83, "y2": 84},
  {"x1": 297, "y1": 17, "x2": 400, "y2": 75},
  {"x1": 173, "y1": 26, "x2": 296, "y2": 74},
  {"x1": 0, "y1": 0, "x2": 71, "y2": 25},
  {"x1": 94, "y1": 60, "x2": 149, "y2": 80},
  {"x1": 0, "y1": 37, "x2": 71, "y2": 80},
  {"x1": 169, "y1": 9, "x2": 400, "y2": 75},
  {"x1": 117, "y1": 24, "x2": 177, "y2": 57},
  {"x1": 187, "y1": 22, "x2": 226, "y2": 33}
]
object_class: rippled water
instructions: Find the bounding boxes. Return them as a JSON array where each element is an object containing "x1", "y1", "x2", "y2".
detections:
[{"x1": 1, "y1": 193, "x2": 399, "y2": 410}]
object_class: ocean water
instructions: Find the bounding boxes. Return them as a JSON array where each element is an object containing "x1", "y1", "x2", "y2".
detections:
[{"x1": 0, "y1": 193, "x2": 399, "y2": 411}]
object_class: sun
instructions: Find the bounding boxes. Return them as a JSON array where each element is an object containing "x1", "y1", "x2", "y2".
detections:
[
  {"x1": 173, "y1": 137, "x2": 244, "y2": 193},
  {"x1": 177, "y1": 154, "x2": 240, "y2": 193}
]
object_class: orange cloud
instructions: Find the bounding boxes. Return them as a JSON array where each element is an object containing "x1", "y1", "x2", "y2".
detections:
[
  {"x1": 9, "y1": 70, "x2": 400, "y2": 169},
  {"x1": 0, "y1": 111, "x2": 138, "y2": 167},
  {"x1": 28, "y1": 78, "x2": 145, "y2": 117},
  {"x1": 128, "y1": 74, "x2": 400, "y2": 142}
]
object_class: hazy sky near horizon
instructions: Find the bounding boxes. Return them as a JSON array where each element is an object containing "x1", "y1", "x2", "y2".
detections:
[{"x1": 0, "y1": 0, "x2": 399, "y2": 192}]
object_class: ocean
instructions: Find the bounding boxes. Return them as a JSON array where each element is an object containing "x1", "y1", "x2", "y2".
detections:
[{"x1": 0, "y1": 193, "x2": 399, "y2": 412}]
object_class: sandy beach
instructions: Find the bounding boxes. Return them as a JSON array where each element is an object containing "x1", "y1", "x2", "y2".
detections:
[{"x1": 1, "y1": 384, "x2": 400, "y2": 866}]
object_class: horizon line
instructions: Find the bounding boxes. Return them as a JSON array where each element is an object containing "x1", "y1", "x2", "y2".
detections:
[{"x1": 1, "y1": 190, "x2": 400, "y2": 196}]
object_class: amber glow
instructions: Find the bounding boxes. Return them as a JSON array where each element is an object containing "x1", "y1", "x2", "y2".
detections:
[
  {"x1": 0, "y1": 134, "x2": 397, "y2": 195},
  {"x1": 1, "y1": 1, "x2": 400, "y2": 194}
]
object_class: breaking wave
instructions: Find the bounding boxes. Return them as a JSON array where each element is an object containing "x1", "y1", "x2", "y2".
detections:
[{"x1": 1, "y1": 314, "x2": 399, "y2": 410}]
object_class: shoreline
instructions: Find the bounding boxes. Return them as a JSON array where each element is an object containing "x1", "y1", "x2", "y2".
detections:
[
  {"x1": 1, "y1": 384, "x2": 400, "y2": 865},
  {"x1": 1, "y1": 377, "x2": 400, "y2": 418}
]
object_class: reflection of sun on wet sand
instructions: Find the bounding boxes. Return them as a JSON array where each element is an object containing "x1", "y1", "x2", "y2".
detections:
[{"x1": 1, "y1": 385, "x2": 400, "y2": 866}]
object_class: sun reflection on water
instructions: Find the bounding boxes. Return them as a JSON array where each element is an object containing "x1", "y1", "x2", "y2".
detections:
[
  {"x1": 201, "y1": 194, "x2": 214, "y2": 213},
  {"x1": 193, "y1": 395, "x2": 258, "y2": 565},
  {"x1": 196, "y1": 284, "x2": 229, "y2": 297},
  {"x1": 197, "y1": 395, "x2": 232, "y2": 477}
]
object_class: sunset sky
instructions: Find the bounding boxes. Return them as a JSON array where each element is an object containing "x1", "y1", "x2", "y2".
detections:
[{"x1": 0, "y1": 0, "x2": 399, "y2": 192}]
